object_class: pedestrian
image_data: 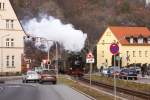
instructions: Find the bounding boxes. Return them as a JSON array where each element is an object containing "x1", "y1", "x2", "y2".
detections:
[
  {"x1": 100, "y1": 66, "x2": 103, "y2": 73},
  {"x1": 141, "y1": 65, "x2": 145, "y2": 77},
  {"x1": 147, "y1": 65, "x2": 150, "y2": 76}
]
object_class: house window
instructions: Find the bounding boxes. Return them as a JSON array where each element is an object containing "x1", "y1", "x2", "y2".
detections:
[
  {"x1": 0, "y1": 3, "x2": 4, "y2": 10},
  {"x1": 3, "y1": 3, "x2": 4, "y2": 9},
  {"x1": 11, "y1": 38, "x2": 14, "y2": 47},
  {"x1": 102, "y1": 51, "x2": 104, "y2": 57},
  {"x1": 133, "y1": 51, "x2": 135, "y2": 57},
  {"x1": 139, "y1": 51, "x2": 142, "y2": 57},
  {"x1": 145, "y1": 51, "x2": 148, "y2": 57},
  {"x1": 6, "y1": 56, "x2": 9, "y2": 67},
  {"x1": 138, "y1": 38, "x2": 143, "y2": 44},
  {"x1": 12, "y1": 56, "x2": 15, "y2": 67},
  {"x1": 130, "y1": 38, "x2": 134, "y2": 44},
  {"x1": 126, "y1": 51, "x2": 129, "y2": 56},
  {"x1": 6, "y1": 38, "x2": 9, "y2": 47},
  {"x1": 6, "y1": 20, "x2": 9, "y2": 29},
  {"x1": 102, "y1": 40, "x2": 105, "y2": 45},
  {"x1": 6, "y1": 20, "x2": 14, "y2": 29},
  {"x1": 11, "y1": 20, "x2": 14, "y2": 29},
  {"x1": 148, "y1": 38, "x2": 150, "y2": 44}
]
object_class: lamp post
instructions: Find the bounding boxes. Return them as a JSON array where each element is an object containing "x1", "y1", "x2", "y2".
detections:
[
  {"x1": 44, "y1": 40, "x2": 58, "y2": 80},
  {"x1": 0, "y1": 34, "x2": 10, "y2": 81},
  {"x1": 55, "y1": 42, "x2": 58, "y2": 81},
  {"x1": 25, "y1": 35, "x2": 59, "y2": 80}
]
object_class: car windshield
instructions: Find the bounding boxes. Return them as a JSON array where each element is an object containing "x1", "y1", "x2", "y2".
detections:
[
  {"x1": 109, "y1": 67, "x2": 120, "y2": 71},
  {"x1": 42, "y1": 70, "x2": 56, "y2": 75},
  {"x1": 27, "y1": 71, "x2": 37, "y2": 75}
]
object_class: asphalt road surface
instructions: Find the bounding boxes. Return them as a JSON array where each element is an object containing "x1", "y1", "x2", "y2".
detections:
[{"x1": 0, "y1": 79, "x2": 91, "y2": 100}]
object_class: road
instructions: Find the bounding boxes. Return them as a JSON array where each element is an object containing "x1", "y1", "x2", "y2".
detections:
[{"x1": 0, "y1": 79, "x2": 91, "y2": 100}]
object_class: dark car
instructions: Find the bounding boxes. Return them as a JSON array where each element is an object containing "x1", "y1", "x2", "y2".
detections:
[
  {"x1": 107, "y1": 67, "x2": 121, "y2": 77},
  {"x1": 119, "y1": 68, "x2": 138, "y2": 80},
  {"x1": 39, "y1": 69, "x2": 57, "y2": 84},
  {"x1": 0, "y1": 80, "x2": 5, "y2": 84},
  {"x1": 129, "y1": 66, "x2": 141, "y2": 74}
]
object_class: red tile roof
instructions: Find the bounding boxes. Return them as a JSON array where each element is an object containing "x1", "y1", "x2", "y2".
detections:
[{"x1": 109, "y1": 26, "x2": 150, "y2": 45}]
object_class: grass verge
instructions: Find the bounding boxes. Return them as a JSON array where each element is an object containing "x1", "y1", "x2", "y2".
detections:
[{"x1": 58, "y1": 75, "x2": 120, "y2": 100}]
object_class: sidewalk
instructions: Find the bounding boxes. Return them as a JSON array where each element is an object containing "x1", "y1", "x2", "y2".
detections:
[
  {"x1": 137, "y1": 74, "x2": 150, "y2": 79},
  {"x1": 0, "y1": 76, "x2": 22, "y2": 81}
]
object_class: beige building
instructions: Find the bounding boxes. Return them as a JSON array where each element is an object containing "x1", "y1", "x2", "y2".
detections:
[
  {"x1": 97, "y1": 26, "x2": 150, "y2": 68},
  {"x1": 0, "y1": 0, "x2": 25, "y2": 74}
]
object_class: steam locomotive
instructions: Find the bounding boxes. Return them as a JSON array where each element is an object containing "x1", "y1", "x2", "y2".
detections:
[{"x1": 67, "y1": 53, "x2": 85, "y2": 77}]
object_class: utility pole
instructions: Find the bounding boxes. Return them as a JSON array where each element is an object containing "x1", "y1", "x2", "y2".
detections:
[{"x1": 55, "y1": 42, "x2": 59, "y2": 81}]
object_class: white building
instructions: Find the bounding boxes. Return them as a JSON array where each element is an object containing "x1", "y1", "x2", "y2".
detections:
[{"x1": 0, "y1": 0, "x2": 25, "y2": 74}]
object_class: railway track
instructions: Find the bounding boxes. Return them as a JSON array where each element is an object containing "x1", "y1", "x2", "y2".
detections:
[{"x1": 79, "y1": 77, "x2": 150, "y2": 100}]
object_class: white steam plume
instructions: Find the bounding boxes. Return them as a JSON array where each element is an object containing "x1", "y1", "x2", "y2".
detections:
[{"x1": 23, "y1": 15, "x2": 87, "y2": 52}]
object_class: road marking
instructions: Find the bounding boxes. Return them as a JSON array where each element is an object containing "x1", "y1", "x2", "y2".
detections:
[
  {"x1": 5, "y1": 85, "x2": 21, "y2": 88},
  {"x1": 71, "y1": 87, "x2": 96, "y2": 100}
]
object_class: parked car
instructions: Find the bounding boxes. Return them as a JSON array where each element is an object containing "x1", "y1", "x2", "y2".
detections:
[
  {"x1": 39, "y1": 69, "x2": 57, "y2": 84},
  {"x1": 22, "y1": 71, "x2": 41, "y2": 83},
  {"x1": 101, "y1": 68, "x2": 109, "y2": 76},
  {"x1": 119, "y1": 68, "x2": 138, "y2": 80},
  {"x1": 129, "y1": 66, "x2": 141, "y2": 74},
  {"x1": 107, "y1": 67, "x2": 121, "y2": 77}
]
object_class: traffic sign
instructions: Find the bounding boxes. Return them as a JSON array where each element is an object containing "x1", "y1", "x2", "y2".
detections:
[
  {"x1": 110, "y1": 43, "x2": 119, "y2": 55},
  {"x1": 43, "y1": 59, "x2": 47, "y2": 64},
  {"x1": 110, "y1": 43, "x2": 119, "y2": 100},
  {"x1": 86, "y1": 51, "x2": 94, "y2": 63}
]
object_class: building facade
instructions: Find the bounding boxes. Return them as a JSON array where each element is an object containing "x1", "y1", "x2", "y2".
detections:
[
  {"x1": 0, "y1": 0, "x2": 25, "y2": 74},
  {"x1": 97, "y1": 26, "x2": 150, "y2": 68}
]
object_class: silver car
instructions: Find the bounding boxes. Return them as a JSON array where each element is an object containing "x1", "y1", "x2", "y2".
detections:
[
  {"x1": 101, "y1": 68, "x2": 109, "y2": 76},
  {"x1": 22, "y1": 71, "x2": 40, "y2": 83}
]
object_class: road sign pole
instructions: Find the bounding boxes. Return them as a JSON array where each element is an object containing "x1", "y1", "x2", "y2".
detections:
[
  {"x1": 86, "y1": 51, "x2": 94, "y2": 89},
  {"x1": 90, "y1": 63, "x2": 92, "y2": 87},
  {"x1": 114, "y1": 55, "x2": 116, "y2": 100},
  {"x1": 110, "y1": 43, "x2": 119, "y2": 100}
]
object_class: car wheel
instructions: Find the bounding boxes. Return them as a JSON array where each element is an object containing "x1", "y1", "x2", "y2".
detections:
[
  {"x1": 134, "y1": 77, "x2": 137, "y2": 80},
  {"x1": 0, "y1": 80, "x2": 5, "y2": 84},
  {"x1": 39, "y1": 80, "x2": 43, "y2": 84},
  {"x1": 52, "y1": 81, "x2": 56, "y2": 85},
  {"x1": 123, "y1": 76, "x2": 126, "y2": 80}
]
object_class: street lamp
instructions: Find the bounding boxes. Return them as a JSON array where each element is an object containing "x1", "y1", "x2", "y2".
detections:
[
  {"x1": 24, "y1": 35, "x2": 59, "y2": 79},
  {"x1": 42, "y1": 39, "x2": 59, "y2": 80}
]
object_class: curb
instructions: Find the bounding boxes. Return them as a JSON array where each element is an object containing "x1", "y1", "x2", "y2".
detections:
[
  {"x1": 0, "y1": 76, "x2": 22, "y2": 81},
  {"x1": 71, "y1": 87, "x2": 96, "y2": 100},
  {"x1": 68, "y1": 77, "x2": 127, "y2": 100}
]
